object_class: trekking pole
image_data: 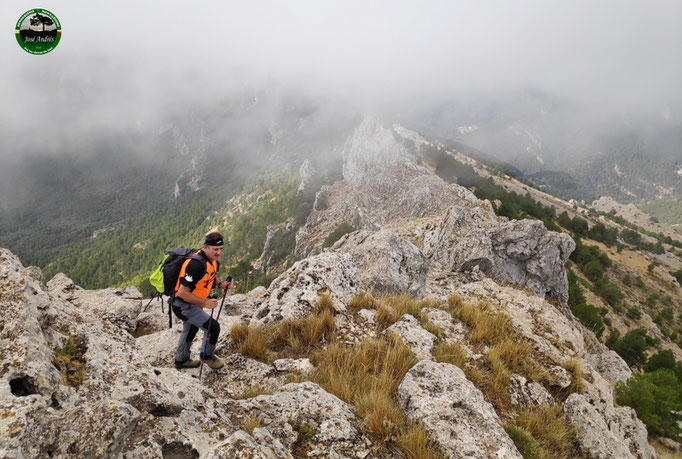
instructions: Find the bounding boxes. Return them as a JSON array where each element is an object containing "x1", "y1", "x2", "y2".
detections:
[
  {"x1": 198, "y1": 307, "x2": 215, "y2": 381},
  {"x1": 142, "y1": 292, "x2": 158, "y2": 312},
  {"x1": 216, "y1": 282, "x2": 231, "y2": 321}
]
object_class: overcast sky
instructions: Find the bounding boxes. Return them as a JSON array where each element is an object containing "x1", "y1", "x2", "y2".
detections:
[{"x1": 2, "y1": 1, "x2": 681, "y2": 137}]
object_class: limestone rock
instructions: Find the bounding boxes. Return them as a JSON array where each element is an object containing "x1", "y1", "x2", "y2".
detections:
[
  {"x1": 386, "y1": 314, "x2": 436, "y2": 360},
  {"x1": 332, "y1": 229, "x2": 427, "y2": 297},
  {"x1": 221, "y1": 286, "x2": 268, "y2": 318},
  {"x1": 272, "y1": 358, "x2": 316, "y2": 375},
  {"x1": 298, "y1": 159, "x2": 316, "y2": 193},
  {"x1": 584, "y1": 350, "x2": 632, "y2": 386},
  {"x1": 47, "y1": 273, "x2": 143, "y2": 333},
  {"x1": 256, "y1": 218, "x2": 296, "y2": 273},
  {"x1": 564, "y1": 393, "x2": 655, "y2": 459},
  {"x1": 209, "y1": 428, "x2": 293, "y2": 458},
  {"x1": 509, "y1": 374, "x2": 554, "y2": 407},
  {"x1": 548, "y1": 366, "x2": 573, "y2": 389},
  {"x1": 424, "y1": 206, "x2": 575, "y2": 305},
  {"x1": 253, "y1": 252, "x2": 357, "y2": 323},
  {"x1": 397, "y1": 360, "x2": 522, "y2": 458},
  {"x1": 423, "y1": 307, "x2": 467, "y2": 344},
  {"x1": 230, "y1": 382, "x2": 362, "y2": 456},
  {"x1": 202, "y1": 354, "x2": 286, "y2": 399}
]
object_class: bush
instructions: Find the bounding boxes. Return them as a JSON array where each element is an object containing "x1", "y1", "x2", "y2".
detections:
[
  {"x1": 609, "y1": 328, "x2": 653, "y2": 369},
  {"x1": 594, "y1": 279, "x2": 623, "y2": 307},
  {"x1": 504, "y1": 425, "x2": 543, "y2": 459},
  {"x1": 616, "y1": 369, "x2": 682, "y2": 440},
  {"x1": 673, "y1": 270, "x2": 682, "y2": 284},
  {"x1": 583, "y1": 260, "x2": 604, "y2": 281},
  {"x1": 646, "y1": 350, "x2": 676, "y2": 373},
  {"x1": 571, "y1": 303, "x2": 605, "y2": 339},
  {"x1": 627, "y1": 307, "x2": 642, "y2": 320},
  {"x1": 322, "y1": 222, "x2": 356, "y2": 248}
]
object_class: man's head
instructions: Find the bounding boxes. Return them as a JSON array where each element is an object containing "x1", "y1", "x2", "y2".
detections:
[{"x1": 203, "y1": 231, "x2": 224, "y2": 262}]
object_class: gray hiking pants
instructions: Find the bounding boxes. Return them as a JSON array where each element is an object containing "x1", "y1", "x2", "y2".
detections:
[{"x1": 172, "y1": 297, "x2": 221, "y2": 362}]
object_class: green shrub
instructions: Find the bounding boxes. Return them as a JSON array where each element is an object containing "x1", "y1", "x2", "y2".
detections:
[
  {"x1": 673, "y1": 270, "x2": 682, "y2": 284},
  {"x1": 504, "y1": 425, "x2": 543, "y2": 459},
  {"x1": 645, "y1": 350, "x2": 676, "y2": 373},
  {"x1": 609, "y1": 328, "x2": 653, "y2": 369},
  {"x1": 594, "y1": 279, "x2": 623, "y2": 307},
  {"x1": 323, "y1": 222, "x2": 356, "y2": 248},
  {"x1": 571, "y1": 303, "x2": 605, "y2": 339},
  {"x1": 645, "y1": 293, "x2": 660, "y2": 307},
  {"x1": 583, "y1": 260, "x2": 604, "y2": 281},
  {"x1": 616, "y1": 369, "x2": 682, "y2": 440},
  {"x1": 635, "y1": 276, "x2": 646, "y2": 289},
  {"x1": 627, "y1": 307, "x2": 642, "y2": 320}
]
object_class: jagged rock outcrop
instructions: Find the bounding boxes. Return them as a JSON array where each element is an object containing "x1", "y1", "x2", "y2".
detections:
[
  {"x1": 386, "y1": 314, "x2": 437, "y2": 360},
  {"x1": 424, "y1": 207, "x2": 575, "y2": 305},
  {"x1": 253, "y1": 252, "x2": 357, "y2": 323},
  {"x1": 255, "y1": 218, "x2": 296, "y2": 273},
  {"x1": 332, "y1": 229, "x2": 427, "y2": 297},
  {"x1": 397, "y1": 360, "x2": 523, "y2": 458},
  {"x1": 295, "y1": 115, "x2": 574, "y2": 305},
  {"x1": 47, "y1": 272, "x2": 144, "y2": 333},
  {"x1": 564, "y1": 393, "x2": 655, "y2": 459},
  {"x1": 225, "y1": 382, "x2": 367, "y2": 457}
]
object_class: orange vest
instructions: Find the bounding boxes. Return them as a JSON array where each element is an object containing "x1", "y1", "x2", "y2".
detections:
[{"x1": 175, "y1": 251, "x2": 217, "y2": 300}]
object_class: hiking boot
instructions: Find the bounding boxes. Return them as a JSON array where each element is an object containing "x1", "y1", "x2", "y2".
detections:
[
  {"x1": 203, "y1": 356, "x2": 224, "y2": 370},
  {"x1": 175, "y1": 359, "x2": 201, "y2": 369}
]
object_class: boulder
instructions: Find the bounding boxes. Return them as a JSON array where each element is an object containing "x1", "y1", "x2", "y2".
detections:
[
  {"x1": 332, "y1": 229, "x2": 427, "y2": 297},
  {"x1": 424, "y1": 206, "x2": 575, "y2": 305},
  {"x1": 209, "y1": 428, "x2": 293, "y2": 458},
  {"x1": 397, "y1": 360, "x2": 522, "y2": 458},
  {"x1": 564, "y1": 393, "x2": 655, "y2": 459},
  {"x1": 229, "y1": 382, "x2": 363, "y2": 457},
  {"x1": 47, "y1": 273, "x2": 143, "y2": 333},
  {"x1": 386, "y1": 314, "x2": 436, "y2": 360},
  {"x1": 253, "y1": 252, "x2": 357, "y2": 323}
]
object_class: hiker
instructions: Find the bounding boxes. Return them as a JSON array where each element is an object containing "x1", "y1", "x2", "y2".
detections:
[{"x1": 172, "y1": 231, "x2": 232, "y2": 370}]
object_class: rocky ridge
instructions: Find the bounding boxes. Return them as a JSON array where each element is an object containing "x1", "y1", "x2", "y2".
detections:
[{"x1": 0, "y1": 116, "x2": 658, "y2": 457}]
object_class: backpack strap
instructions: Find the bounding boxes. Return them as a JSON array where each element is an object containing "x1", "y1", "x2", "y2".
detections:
[{"x1": 169, "y1": 251, "x2": 208, "y2": 328}]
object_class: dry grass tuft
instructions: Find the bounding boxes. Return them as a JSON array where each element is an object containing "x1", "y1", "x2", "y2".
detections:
[
  {"x1": 349, "y1": 291, "x2": 378, "y2": 310},
  {"x1": 562, "y1": 358, "x2": 585, "y2": 395},
  {"x1": 230, "y1": 323, "x2": 269, "y2": 362},
  {"x1": 271, "y1": 312, "x2": 336, "y2": 358},
  {"x1": 396, "y1": 423, "x2": 444, "y2": 459},
  {"x1": 489, "y1": 338, "x2": 544, "y2": 381},
  {"x1": 243, "y1": 412, "x2": 261, "y2": 435},
  {"x1": 355, "y1": 386, "x2": 404, "y2": 439},
  {"x1": 465, "y1": 363, "x2": 511, "y2": 412},
  {"x1": 377, "y1": 304, "x2": 399, "y2": 329},
  {"x1": 313, "y1": 335, "x2": 416, "y2": 406},
  {"x1": 383, "y1": 293, "x2": 423, "y2": 319},
  {"x1": 469, "y1": 310, "x2": 512, "y2": 344},
  {"x1": 433, "y1": 342, "x2": 467, "y2": 368},
  {"x1": 445, "y1": 294, "x2": 464, "y2": 312},
  {"x1": 316, "y1": 294, "x2": 336, "y2": 315},
  {"x1": 230, "y1": 322, "x2": 250, "y2": 344},
  {"x1": 420, "y1": 316, "x2": 442, "y2": 337},
  {"x1": 233, "y1": 385, "x2": 273, "y2": 400},
  {"x1": 516, "y1": 404, "x2": 576, "y2": 458}
]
